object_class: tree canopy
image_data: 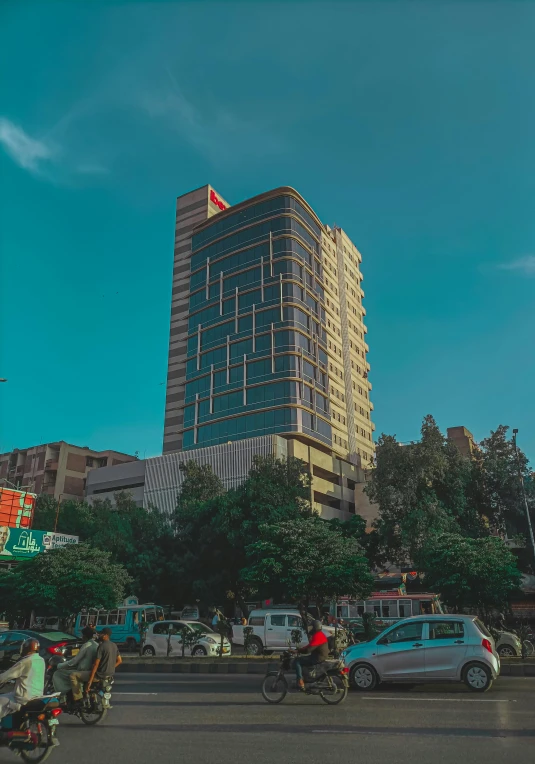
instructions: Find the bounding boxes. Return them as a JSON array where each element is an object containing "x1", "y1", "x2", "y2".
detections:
[
  {"x1": 33, "y1": 491, "x2": 175, "y2": 603},
  {"x1": 415, "y1": 532, "x2": 522, "y2": 614},
  {"x1": 1, "y1": 544, "x2": 131, "y2": 620},
  {"x1": 174, "y1": 456, "x2": 314, "y2": 614},
  {"x1": 365, "y1": 415, "x2": 533, "y2": 567},
  {"x1": 242, "y1": 514, "x2": 373, "y2": 608}
]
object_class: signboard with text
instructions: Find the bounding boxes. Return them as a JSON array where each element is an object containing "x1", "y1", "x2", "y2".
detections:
[
  {"x1": 0, "y1": 488, "x2": 36, "y2": 529},
  {"x1": 0, "y1": 528, "x2": 79, "y2": 559}
]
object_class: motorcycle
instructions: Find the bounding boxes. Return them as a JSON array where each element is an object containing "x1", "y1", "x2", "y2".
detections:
[
  {"x1": 0, "y1": 687, "x2": 61, "y2": 763},
  {"x1": 45, "y1": 656, "x2": 113, "y2": 726},
  {"x1": 261, "y1": 650, "x2": 349, "y2": 705}
]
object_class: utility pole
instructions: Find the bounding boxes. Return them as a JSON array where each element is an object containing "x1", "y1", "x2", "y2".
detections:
[{"x1": 512, "y1": 429, "x2": 535, "y2": 565}]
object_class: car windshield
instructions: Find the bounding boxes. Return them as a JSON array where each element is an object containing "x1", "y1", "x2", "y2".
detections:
[{"x1": 188, "y1": 623, "x2": 213, "y2": 634}]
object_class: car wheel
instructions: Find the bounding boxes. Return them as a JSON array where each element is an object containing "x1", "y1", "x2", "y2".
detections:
[
  {"x1": 247, "y1": 638, "x2": 264, "y2": 656},
  {"x1": 142, "y1": 645, "x2": 155, "y2": 656},
  {"x1": 350, "y1": 663, "x2": 378, "y2": 691},
  {"x1": 463, "y1": 662, "x2": 493, "y2": 692},
  {"x1": 498, "y1": 645, "x2": 517, "y2": 658},
  {"x1": 192, "y1": 646, "x2": 207, "y2": 657}
]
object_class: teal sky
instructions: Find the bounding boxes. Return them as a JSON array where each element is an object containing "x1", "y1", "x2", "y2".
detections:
[{"x1": 1, "y1": 1, "x2": 534, "y2": 461}]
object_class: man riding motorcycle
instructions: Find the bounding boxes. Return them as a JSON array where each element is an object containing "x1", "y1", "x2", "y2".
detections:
[
  {"x1": 294, "y1": 620, "x2": 329, "y2": 690},
  {"x1": 70, "y1": 627, "x2": 122, "y2": 704},
  {"x1": 52, "y1": 626, "x2": 98, "y2": 697},
  {"x1": 0, "y1": 638, "x2": 45, "y2": 719}
]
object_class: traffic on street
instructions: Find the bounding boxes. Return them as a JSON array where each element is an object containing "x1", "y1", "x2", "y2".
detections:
[{"x1": 1, "y1": 674, "x2": 534, "y2": 764}]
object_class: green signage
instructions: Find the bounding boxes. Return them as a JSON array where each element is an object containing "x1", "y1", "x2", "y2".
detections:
[{"x1": 0, "y1": 528, "x2": 79, "y2": 559}]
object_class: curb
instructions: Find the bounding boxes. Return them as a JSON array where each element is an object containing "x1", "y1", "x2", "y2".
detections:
[
  {"x1": 500, "y1": 663, "x2": 535, "y2": 677},
  {"x1": 119, "y1": 661, "x2": 277, "y2": 675},
  {"x1": 118, "y1": 658, "x2": 535, "y2": 677}
]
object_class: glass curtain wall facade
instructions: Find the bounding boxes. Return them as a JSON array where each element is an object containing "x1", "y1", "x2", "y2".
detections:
[{"x1": 182, "y1": 191, "x2": 332, "y2": 451}]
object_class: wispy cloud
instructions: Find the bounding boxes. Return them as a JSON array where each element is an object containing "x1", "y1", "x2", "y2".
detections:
[
  {"x1": 497, "y1": 255, "x2": 535, "y2": 276},
  {"x1": 139, "y1": 69, "x2": 284, "y2": 165},
  {"x1": 0, "y1": 115, "x2": 110, "y2": 182},
  {"x1": 0, "y1": 118, "x2": 55, "y2": 173}
]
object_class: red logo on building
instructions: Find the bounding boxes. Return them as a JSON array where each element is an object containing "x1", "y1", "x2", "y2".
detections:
[{"x1": 210, "y1": 189, "x2": 227, "y2": 211}]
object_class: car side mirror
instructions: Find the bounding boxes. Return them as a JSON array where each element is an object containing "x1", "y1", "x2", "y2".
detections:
[{"x1": 377, "y1": 637, "x2": 389, "y2": 645}]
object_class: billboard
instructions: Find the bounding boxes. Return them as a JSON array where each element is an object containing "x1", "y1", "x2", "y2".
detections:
[
  {"x1": 0, "y1": 528, "x2": 79, "y2": 560},
  {"x1": 0, "y1": 488, "x2": 36, "y2": 529}
]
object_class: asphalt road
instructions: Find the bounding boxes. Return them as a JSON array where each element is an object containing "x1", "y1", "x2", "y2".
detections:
[{"x1": 2, "y1": 675, "x2": 534, "y2": 764}]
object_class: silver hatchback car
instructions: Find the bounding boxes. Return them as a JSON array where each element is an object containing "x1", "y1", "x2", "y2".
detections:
[{"x1": 342, "y1": 615, "x2": 500, "y2": 692}]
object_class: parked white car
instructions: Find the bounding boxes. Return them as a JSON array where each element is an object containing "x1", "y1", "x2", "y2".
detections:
[
  {"x1": 142, "y1": 620, "x2": 231, "y2": 657},
  {"x1": 495, "y1": 629, "x2": 524, "y2": 657},
  {"x1": 232, "y1": 609, "x2": 334, "y2": 655}
]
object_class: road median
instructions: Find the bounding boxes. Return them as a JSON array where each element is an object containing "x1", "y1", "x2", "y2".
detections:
[
  {"x1": 118, "y1": 655, "x2": 535, "y2": 676},
  {"x1": 119, "y1": 655, "x2": 277, "y2": 674}
]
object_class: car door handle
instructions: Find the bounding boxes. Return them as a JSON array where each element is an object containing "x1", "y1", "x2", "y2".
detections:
[
  {"x1": 412, "y1": 643, "x2": 423, "y2": 648},
  {"x1": 454, "y1": 640, "x2": 464, "y2": 644},
  {"x1": 267, "y1": 628, "x2": 273, "y2": 631}
]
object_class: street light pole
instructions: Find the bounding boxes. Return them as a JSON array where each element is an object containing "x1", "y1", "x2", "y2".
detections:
[{"x1": 512, "y1": 428, "x2": 535, "y2": 565}]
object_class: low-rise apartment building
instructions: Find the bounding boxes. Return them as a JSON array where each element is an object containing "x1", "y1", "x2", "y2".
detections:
[{"x1": 0, "y1": 442, "x2": 136, "y2": 501}]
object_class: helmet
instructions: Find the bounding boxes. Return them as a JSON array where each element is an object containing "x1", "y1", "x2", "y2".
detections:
[
  {"x1": 21, "y1": 638, "x2": 40, "y2": 656},
  {"x1": 311, "y1": 620, "x2": 323, "y2": 632}
]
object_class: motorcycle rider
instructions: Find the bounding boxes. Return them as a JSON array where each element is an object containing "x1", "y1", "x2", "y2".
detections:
[
  {"x1": 74, "y1": 628, "x2": 121, "y2": 703},
  {"x1": 294, "y1": 620, "x2": 329, "y2": 690},
  {"x1": 0, "y1": 638, "x2": 45, "y2": 719},
  {"x1": 52, "y1": 626, "x2": 98, "y2": 698}
]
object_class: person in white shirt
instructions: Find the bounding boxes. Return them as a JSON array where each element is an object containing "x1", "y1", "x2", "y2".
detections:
[
  {"x1": 53, "y1": 627, "x2": 98, "y2": 695},
  {"x1": 0, "y1": 638, "x2": 45, "y2": 719}
]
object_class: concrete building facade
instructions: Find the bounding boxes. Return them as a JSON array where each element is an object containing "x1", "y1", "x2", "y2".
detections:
[
  {"x1": 163, "y1": 185, "x2": 374, "y2": 467},
  {"x1": 447, "y1": 426, "x2": 476, "y2": 457},
  {"x1": 164, "y1": 185, "x2": 230, "y2": 455},
  {"x1": 0, "y1": 442, "x2": 136, "y2": 501},
  {"x1": 86, "y1": 435, "x2": 378, "y2": 525}
]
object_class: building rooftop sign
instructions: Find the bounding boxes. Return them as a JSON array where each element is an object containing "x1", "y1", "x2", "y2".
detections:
[{"x1": 210, "y1": 189, "x2": 227, "y2": 211}]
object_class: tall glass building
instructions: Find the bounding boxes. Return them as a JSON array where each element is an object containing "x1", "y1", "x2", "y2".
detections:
[{"x1": 163, "y1": 185, "x2": 375, "y2": 478}]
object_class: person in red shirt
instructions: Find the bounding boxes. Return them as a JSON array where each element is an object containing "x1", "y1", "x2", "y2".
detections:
[{"x1": 294, "y1": 620, "x2": 329, "y2": 690}]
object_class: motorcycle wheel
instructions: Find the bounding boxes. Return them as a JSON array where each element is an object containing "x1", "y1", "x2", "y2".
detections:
[
  {"x1": 320, "y1": 672, "x2": 348, "y2": 705},
  {"x1": 79, "y1": 695, "x2": 108, "y2": 725},
  {"x1": 261, "y1": 672, "x2": 288, "y2": 704},
  {"x1": 19, "y1": 721, "x2": 54, "y2": 763}
]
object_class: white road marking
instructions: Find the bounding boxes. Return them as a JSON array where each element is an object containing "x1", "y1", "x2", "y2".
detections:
[
  {"x1": 113, "y1": 692, "x2": 159, "y2": 696},
  {"x1": 358, "y1": 697, "x2": 515, "y2": 702}
]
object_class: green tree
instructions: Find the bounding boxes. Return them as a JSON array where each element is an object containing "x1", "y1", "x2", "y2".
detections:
[
  {"x1": 32, "y1": 494, "x2": 58, "y2": 530},
  {"x1": 476, "y1": 426, "x2": 534, "y2": 541},
  {"x1": 366, "y1": 415, "x2": 486, "y2": 564},
  {"x1": 34, "y1": 492, "x2": 178, "y2": 604},
  {"x1": 415, "y1": 533, "x2": 522, "y2": 616},
  {"x1": 5, "y1": 544, "x2": 131, "y2": 621},
  {"x1": 242, "y1": 514, "x2": 373, "y2": 613},
  {"x1": 175, "y1": 456, "x2": 313, "y2": 616},
  {"x1": 176, "y1": 461, "x2": 225, "y2": 512}
]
